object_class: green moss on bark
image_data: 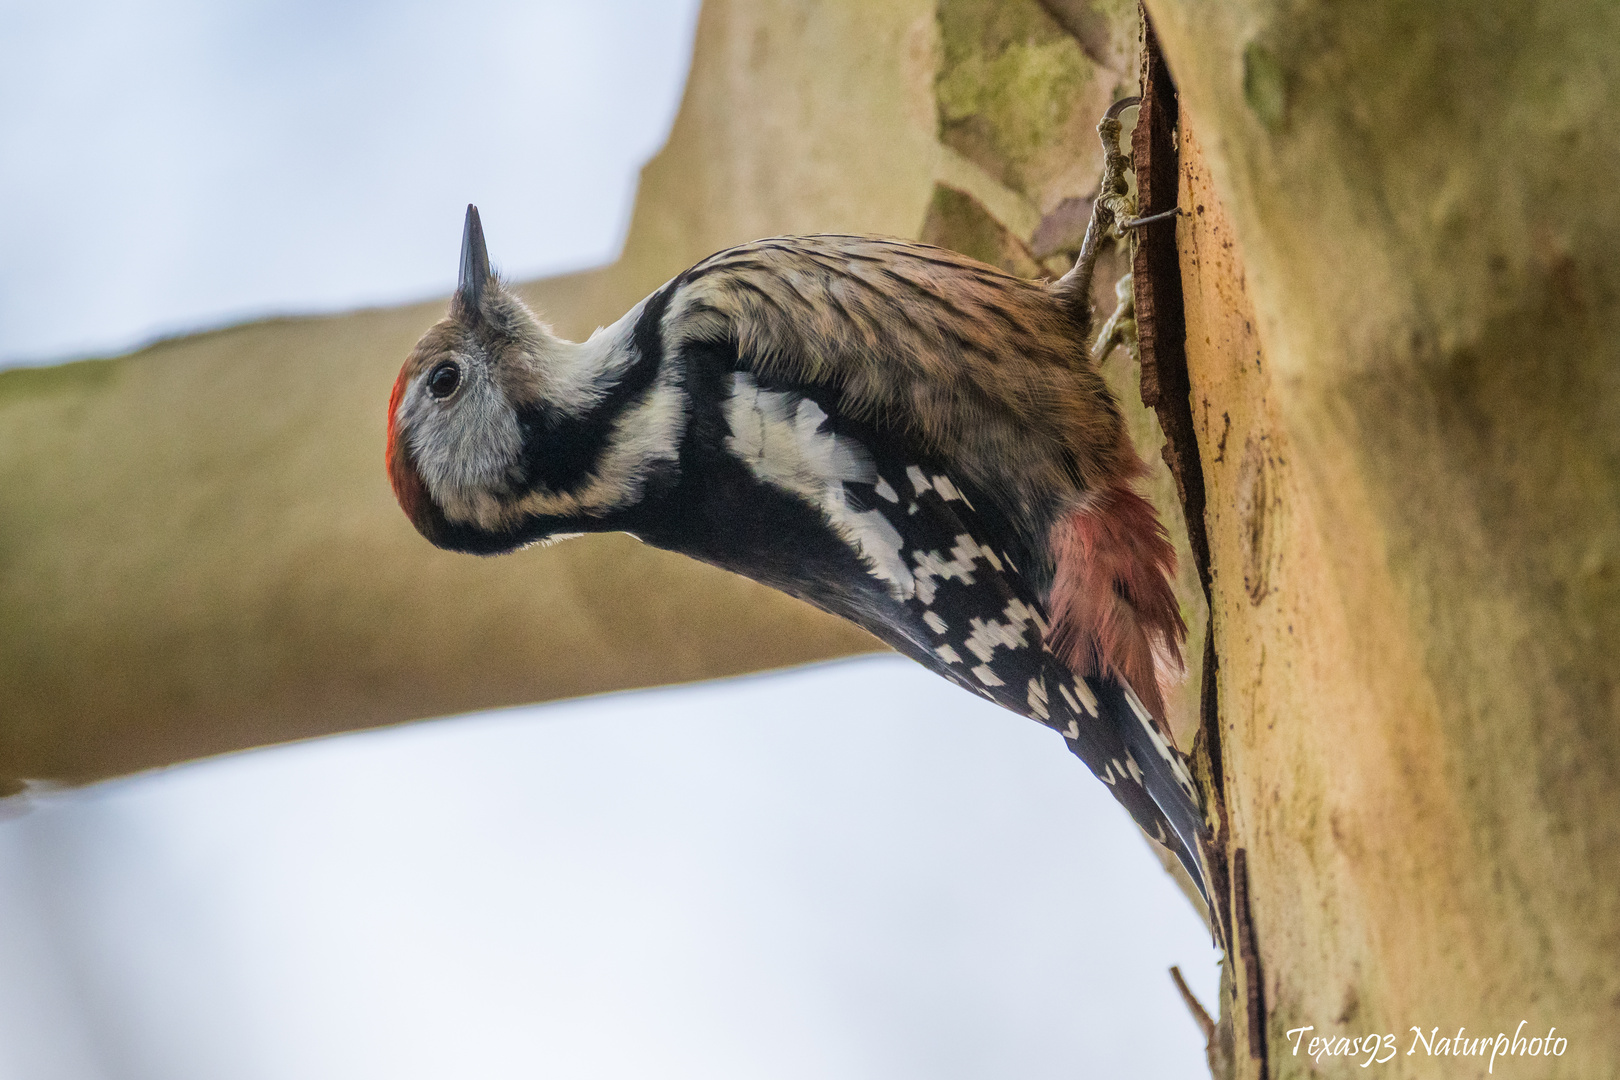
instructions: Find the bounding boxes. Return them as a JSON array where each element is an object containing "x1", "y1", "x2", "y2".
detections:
[{"x1": 936, "y1": 0, "x2": 1093, "y2": 197}]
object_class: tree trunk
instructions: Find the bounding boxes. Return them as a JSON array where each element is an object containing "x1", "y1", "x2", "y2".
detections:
[{"x1": 1140, "y1": 0, "x2": 1620, "y2": 1074}]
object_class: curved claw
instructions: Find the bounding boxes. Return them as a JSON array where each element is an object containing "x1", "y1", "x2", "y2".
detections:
[
  {"x1": 1051, "y1": 97, "x2": 1146, "y2": 324},
  {"x1": 1104, "y1": 95, "x2": 1142, "y2": 121}
]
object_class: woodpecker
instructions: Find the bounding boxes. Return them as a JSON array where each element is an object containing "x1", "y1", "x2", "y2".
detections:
[{"x1": 387, "y1": 169, "x2": 1207, "y2": 897}]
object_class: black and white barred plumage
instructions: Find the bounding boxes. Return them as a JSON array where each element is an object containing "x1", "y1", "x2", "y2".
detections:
[{"x1": 388, "y1": 206, "x2": 1208, "y2": 898}]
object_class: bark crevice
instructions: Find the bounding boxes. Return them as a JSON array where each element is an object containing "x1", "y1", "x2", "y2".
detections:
[{"x1": 1130, "y1": 13, "x2": 1248, "y2": 1075}]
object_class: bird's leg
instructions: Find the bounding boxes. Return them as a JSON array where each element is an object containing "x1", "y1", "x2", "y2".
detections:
[
  {"x1": 1055, "y1": 96, "x2": 1185, "y2": 364},
  {"x1": 1053, "y1": 96, "x2": 1139, "y2": 310}
]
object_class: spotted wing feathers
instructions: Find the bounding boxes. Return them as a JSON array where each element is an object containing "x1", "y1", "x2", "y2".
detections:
[{"x1": 775, "y1": 389, "x2": 1208, "y2": 894}]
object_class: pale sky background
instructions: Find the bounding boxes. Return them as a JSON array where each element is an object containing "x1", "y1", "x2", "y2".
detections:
[
  {"x1": 0, "y1": 0, "x2": 698, "y2": 365},
  {"x1": 0, "y1": 1, "x2": 1221, "y2": 1077}
]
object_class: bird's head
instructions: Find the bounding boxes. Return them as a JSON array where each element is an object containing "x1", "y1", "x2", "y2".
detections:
[{"x1": 387, "y1": 205, "x2": 680, "y2": 554}]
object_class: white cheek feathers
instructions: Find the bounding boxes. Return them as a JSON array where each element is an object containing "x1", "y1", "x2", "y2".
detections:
[{"x1": 395, "y1": 358, "x2": 524, "y2": 525}]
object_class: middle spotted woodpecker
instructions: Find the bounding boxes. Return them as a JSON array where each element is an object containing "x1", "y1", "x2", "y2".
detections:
[{"x1": 387, "y1": 126, "x2": 1208, "y2": 900}]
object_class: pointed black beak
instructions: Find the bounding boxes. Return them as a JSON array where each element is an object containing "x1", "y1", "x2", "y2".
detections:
[{"x1": 457, "y1": 203, "x2": 491, "y2": 311}]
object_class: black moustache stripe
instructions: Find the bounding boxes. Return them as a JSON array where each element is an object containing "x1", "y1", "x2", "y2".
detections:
[{"x1": 514, "y1": 276, "x2": 680, "y2": 496}]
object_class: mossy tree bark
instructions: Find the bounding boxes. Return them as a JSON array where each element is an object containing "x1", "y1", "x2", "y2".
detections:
[{"x1": 1139, "y1": 0, "x2": 1620, "y2": 1075}]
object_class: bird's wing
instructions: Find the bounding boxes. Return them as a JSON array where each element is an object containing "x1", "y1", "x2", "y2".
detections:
[
  {"x1": 663, "y1": 236, "x2": 1136, "y2": 540},
  {"x1": 743, "y1": 374, "x2": 1208, "y2": 894}
]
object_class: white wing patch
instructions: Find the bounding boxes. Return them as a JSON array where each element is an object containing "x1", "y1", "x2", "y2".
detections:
[
  {"x1": 1058, "y1": 679, "x2": 1097, "y2": 718},
  {"x1": 905, "y1": 465, "x2": 972, "y2": 507},
  {"x1": 911, "y1": 534, "x2": 1012, "y2": 605},
  {"x1": 725, "y1": 373, "x2": 915, "y2": 599},
  {"x1": 1026, "y1": 676, "x2": 1050, "y2": 721},
  {"x1": 962, "y1": 599, "x2": 1044, "y2": 663}
]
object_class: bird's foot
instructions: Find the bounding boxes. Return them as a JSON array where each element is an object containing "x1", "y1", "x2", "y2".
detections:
[{"x1": 1052, "y1": 97, "x2": 1140, "y2": 317}]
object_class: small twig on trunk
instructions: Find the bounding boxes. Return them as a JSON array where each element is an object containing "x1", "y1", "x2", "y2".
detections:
[{"x1": 1170, "y1": 965, "x2": 1217, "y2": 1043}]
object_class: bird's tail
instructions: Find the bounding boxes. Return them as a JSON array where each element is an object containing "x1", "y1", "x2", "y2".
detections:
[
  {"x1": 1091, "y1": 677, "x2": 1209, "y2": 905},
  {"x1": 1045, "y1": 486, "x2": 1208, "y2": 905}
]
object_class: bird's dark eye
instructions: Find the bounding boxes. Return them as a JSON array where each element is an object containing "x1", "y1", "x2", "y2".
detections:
[{"x1": 426, "y1": 361, "x2": 461, "y2": 399}]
